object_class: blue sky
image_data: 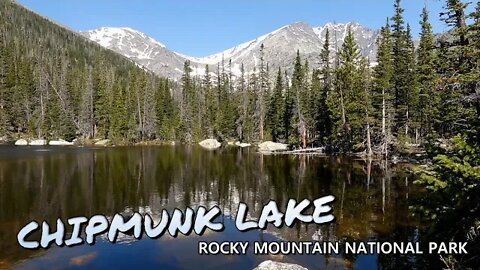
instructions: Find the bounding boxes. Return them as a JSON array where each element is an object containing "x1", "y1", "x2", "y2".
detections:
[{"x1": 18, "y1": 0, "x2": 449, "y2": 57}]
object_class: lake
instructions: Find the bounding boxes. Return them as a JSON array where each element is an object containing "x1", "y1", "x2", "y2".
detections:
[{"x1": 0, "y1": 145, "x2": 423, "y2": 270}]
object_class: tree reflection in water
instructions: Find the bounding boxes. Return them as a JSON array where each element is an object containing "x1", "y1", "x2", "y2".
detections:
[{"x1": 0, "y1": 146, "x2": 424, "y2": 269}]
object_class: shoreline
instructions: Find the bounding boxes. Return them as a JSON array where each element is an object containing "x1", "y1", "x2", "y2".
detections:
[{"x1": 0, "y1": 138, "x2": 429, "y2": 167}]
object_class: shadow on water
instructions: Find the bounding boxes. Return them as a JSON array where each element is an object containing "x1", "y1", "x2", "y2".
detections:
[{"x1": 0, "y1": 145, "x2": 425, "y2": 269}]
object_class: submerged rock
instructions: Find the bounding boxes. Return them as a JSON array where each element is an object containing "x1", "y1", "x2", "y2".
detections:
[
  {"x1": 29, "y1": 139, "x2": 48, "y2": 146},
  {"x1": 253, "y1": 261, "x2": 308, "y2": 270},
  {"x1": 14, "y1": 139, "x2": 28, "y2": 146},
  {"x1": 49, "y1": 140, "x2": 74, "y2": 146},
  {"x1": 258, "y1": 141, "x2": 288, "y2": 152},
  {"x1": 95, "y1": 139, "x2": 110, "y2": 146},
  {"x1": 235, "y1": 142, "x2": 251, "y2": 148},
  {"x1": 199, "y1": 139, "x2": 221, "y2": 150}
]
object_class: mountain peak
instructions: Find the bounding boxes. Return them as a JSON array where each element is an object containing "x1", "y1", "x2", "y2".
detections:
[
  {"x1": 82, "y1": 21, "x2": 380, "y2": 79},
  {"x1": 81, "y1": 27, "x2": 166, "y2": 49},
  {"x1": 288, "y1": 21, "x2": 311, "y2": 28}
]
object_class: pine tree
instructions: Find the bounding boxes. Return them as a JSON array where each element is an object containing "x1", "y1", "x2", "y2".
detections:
[
  {"x1": 0, "y1": 29, "x2": 8, "y2": 136},
  {"x1": 256, "y1": 43, "x2": 269, "y2": 141},
  {"x1": 438, "y1": 0, "x2": 477, "y2": 136},
  {"x1": 468, "y1": 1, "x2": 480, "y2": 119},
  {"x1": 391, "y1": 0, "x2": 406, "y2": 132},
  {"x1": 359, "y1": 58, "x2": 374, "y2": 156},
  {"x1": 109, "y1": 81, "x2": 128, "y2": 140},
  {"x1": 266, "y1": 68, "x2": 284, "y2": 142},
  {"x1": 236, "y1": 63, "x2": 248, "y2": 142},
  {"x1": 316, "y1": 29, "x2": 333, "y2": 145},
  {"x1": 404, "y1": 24, "x2": 420, "y2": 142},
  {"x1": 93, "y1": 59, "x2": 110, "y2": 139},
  {"x1": 155, "y1": 79, "x2": 178, "y2": 141},
  {"x1": 283, "y1": 68, "x2": 295, "y2": 144},
  {"x1": 373, "y1": 19, "x2": 395, "y2": 156},
  {"x1": 180, "y1": 60, "x2": 194, "y2": 142},
  {"x1": 417, "y1": 7, "x2": 439, "y2": 140},
  {"x1": 328, "y1": 26, "x2": 361, "y2": 151},
  {"x1": 203, "y1": 65, "x2": 216, "y2": 138},
  {"x1": 291, "y1": 51, "x2": 306, "y2": 146}
]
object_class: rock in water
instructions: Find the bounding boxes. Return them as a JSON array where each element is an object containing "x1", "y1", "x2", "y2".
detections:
[
  {"x1": 199, "y1": 139, "x2": 221, "y2": 150},
  {"x1": 95, "y1": 139, "x2": 110, "y2": 146},
  {"x1": 258, "y1": 141, "x2": 288, "y2": 152},
  {"x1": 235, "y1": 142, "x2": 251, "y2": 148},
  {"x1": 49, "y1": 140, "x2": 74, "y2": 146},
  {"x1": 15, "y1": 139, "x2": 28, "y2": 146},
  {"x1": 253, "y1": 261, "x2": 308, "y2": 270},
  {"x1": 29, "y1": 139, "x2": 47, "y2": 146}
]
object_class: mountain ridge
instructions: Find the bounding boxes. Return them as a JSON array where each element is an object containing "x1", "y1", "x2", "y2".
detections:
[{"x1": 80, "y1": 21, "x2": 380, "y2": 79}]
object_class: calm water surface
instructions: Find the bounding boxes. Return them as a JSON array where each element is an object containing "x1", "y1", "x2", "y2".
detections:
[{"x1": 0, "y1": 145, "x2": 423, "y2": 270}]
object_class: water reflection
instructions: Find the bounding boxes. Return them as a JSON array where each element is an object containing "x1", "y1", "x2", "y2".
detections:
[{"x1": 0, "y1": 146, "x2": 421, "y2": 269}]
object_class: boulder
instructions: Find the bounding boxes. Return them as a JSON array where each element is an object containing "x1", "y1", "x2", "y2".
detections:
[
  {"x1": 49, "y1": 140, "x2": 74, "y2": 146},
  {"x1": 29, "y1": 139, "x2": 47, "y2": 146},
  {"x1": 95, "y1": 139, "x2": 110, "y2": 146},
  {"x1": 253, "y1": 261, "x2": 308, "y2": 270},
  {"x1": 235, "y1": 142, "x2": 251, "y2": 148},
  {"x1": 199, "y1": 139, "x2": 221, "y2": 150},
  {"x1": 15, "y1": 139, "x2": 28, "y2": 146},
  {"x1": 258, "y1": 141, "x2": 288, "y2": 152}
]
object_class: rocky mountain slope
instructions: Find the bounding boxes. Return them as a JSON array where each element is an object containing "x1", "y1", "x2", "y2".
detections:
[{"x1": 80, "y1": 21, "x2": 380, "y2": 79}]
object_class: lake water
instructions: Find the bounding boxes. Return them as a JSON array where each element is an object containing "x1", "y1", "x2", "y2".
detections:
[{"x1": 0, "y1": 145, "x2": 423, "y2": 270}]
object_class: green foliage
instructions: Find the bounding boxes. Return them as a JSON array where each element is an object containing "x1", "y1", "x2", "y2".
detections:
[
  {"x1": 0, "y1": 0, "x2": 478, "y2": 159},
  {"x1": 315, "y1": 29, "x2": 333, "y2": 144},
  {"x1": 417, "y1": 8, "x2": 439, "y2": 138},
  {"x1": 266, "y1": 68, "x2": 284, "y2": 142},
  {"x1": 414, "y1": 134, "x2": 480, "y2": 267},
  {"x1": 328, "y1": 27, "x2": 371, "y2": 152},
  {"x1": 412, "y1": 1, "x2": 480, "y2": 267}
]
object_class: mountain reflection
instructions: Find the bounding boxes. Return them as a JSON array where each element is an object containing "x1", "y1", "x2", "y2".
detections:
[{"x1": 0, "y1": 146, "x2": 422, "y2": 269}]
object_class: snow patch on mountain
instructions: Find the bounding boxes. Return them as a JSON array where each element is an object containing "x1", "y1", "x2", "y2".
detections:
[{"x1": 81, "y1": 21, "x2": 380, "y2": 79}]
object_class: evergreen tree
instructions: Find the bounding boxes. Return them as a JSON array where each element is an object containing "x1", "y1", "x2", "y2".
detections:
[
  {"x1": 256, "y1": 43, "x2": 269, "y2": 141},
  {"x1": 316, "y1": 29, "x2": 333, "y2": 145},
  {"x1": 415, "y1": 2, "x2": 480, "y2": 267},
  {"x1": 328, "y1": 27, "x2": 361, "y2": 151},
  {"x1": 417, "y1": 7, "x2": 439, "y2": 140},
  {"x1": 93, "y1": 59, "x2": 110, "y2": 139},
  {"x1": 266, "y1": 68, "x2": 284, "y2": 142},
  {"x1": 390, "y1": 0, "x2": 409, "y2": 136},
  {"x1": 155, "y1": 79, "x2": 178, "y2": 141},
  {"x1": 283, "y1": 68, "x2": 295, "y2": 144},
  {"x1": 404, "y1": 24, "x2": 420, "y2": 142},
  {"x1": 180, "y1": 60, "x2": 194, "y2": 142},
  {"x1": 236, "y1": 63, "x2": 248, "y2": 142},
  {"x1": 373, "y1": 19, "x2": 395, "y2": 156},
  {"x1": 109, "y1": 81, "x2": 128, "y2": 140},
  {"x1": 291, "y1": 51, "x2": 306, "y2": 146},
  {"x1": 438, "y1": 0, "x2": 477, "y2": 136},
  {"x1": 0, "y1": 28, "x2": 7, "y2": 136}
]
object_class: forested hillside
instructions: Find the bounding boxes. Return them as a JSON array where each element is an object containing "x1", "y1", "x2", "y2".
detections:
[
  {"x1": 172, "y1": 0, "x2": 478, "y2": 157},
  {"x1": 0, "y1": 0, "x2": 174, "y2": 142},
  {"x1": 0, "y1": 0, "x2": 478, "y2": 157}
]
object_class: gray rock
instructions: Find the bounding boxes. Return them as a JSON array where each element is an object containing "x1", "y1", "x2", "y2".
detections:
[
  {"x1": 235, "y1": 142, "x2": 251, "y2": 148},
  {"x1": 95, "y1": 139, "x2": 110, "y2": 146},
  {"x1": 258, "y1": 141, "x2": 288, "y2": 152},
  {"x1": 29, "y1": 139, "x2": 48, "y2": 146},
  {"x1": 253, "y1": 261, "x2": 308, "y2": 270},
  {"x1": 49, "y1": 140, "x2": 74, "y2": 146},
  {"x1": 199, "y1": 139, "x2": 221, "y2": 150},
  {"x1": 14, "y1": 139, "x2": 28, "y2": 146}
]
